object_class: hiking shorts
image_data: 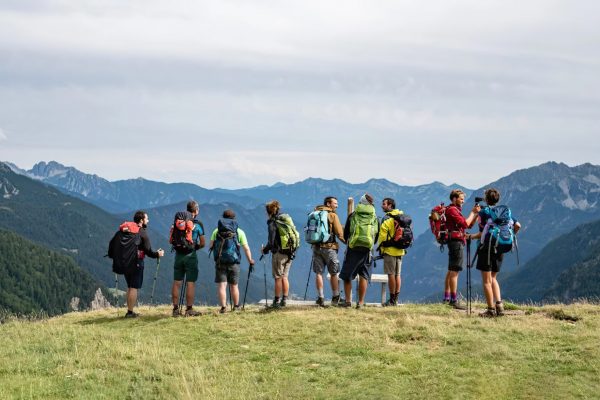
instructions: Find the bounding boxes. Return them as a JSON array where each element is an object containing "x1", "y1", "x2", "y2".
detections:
[
  {"x1": 215, "y1": 263, "x2": 240, "y2": 285},
  {"x1": 272, "y1": 252, "x2": 292, "y2": 278},
  {"x1": 383, "y1": 255, "x2": 402, "y2": 276},
  {"x1": 312, "y1": 247, "x2": 340, "y2": 275},
  {"x1": 447, "y1": 240, "x2": 464, "y2": 272},
  {"x1": 339, "y1": 248, "x2": 372, "y2": 282},
  {"x1": 173, "y1": 251, "x2": 199, "y2": 282},
  {"x1": 476, "y1": 246, "x2": 504, "y2": 273},
  {"x1": 124, "y1": 262, "x2": 144, "y2": 289}
]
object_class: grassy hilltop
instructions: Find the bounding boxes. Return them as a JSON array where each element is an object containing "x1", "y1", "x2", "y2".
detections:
[{"x1": 1, "y1": 303, "x2": 599, "y2": 400}]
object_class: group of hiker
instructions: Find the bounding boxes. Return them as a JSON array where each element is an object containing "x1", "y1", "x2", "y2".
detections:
[{"x1": 108, "y1": 187, "x2": 521, "y2": 319}]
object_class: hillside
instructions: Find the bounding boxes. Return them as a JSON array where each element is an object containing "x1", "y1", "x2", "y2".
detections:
[
  {"x1": 0, "y1": 229, "x2": 106, "y2": 315},
  {"x1": 502, "y1": 218, "x2": 600, "y2": 302},
  {"x1": 1, "y1": 303, "x2": 599, "y2": 399}
]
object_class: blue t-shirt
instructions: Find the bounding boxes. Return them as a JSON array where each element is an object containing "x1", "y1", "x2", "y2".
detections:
[{"x1": 192, "y1": 221, "x2": 205, "y2": 244}]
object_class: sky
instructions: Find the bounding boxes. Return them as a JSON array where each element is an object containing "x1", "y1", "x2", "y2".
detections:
[{"x1": 0, "y1": 1, "x2": 599, "y2": 189}]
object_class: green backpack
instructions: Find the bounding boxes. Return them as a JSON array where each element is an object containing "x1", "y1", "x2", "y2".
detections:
[
  {"x1": 348, "y1": 203, "x2": 378, "y2": 250},
  {"x1": 275, "y1": 214, "x2": 300, "y2": 255}
]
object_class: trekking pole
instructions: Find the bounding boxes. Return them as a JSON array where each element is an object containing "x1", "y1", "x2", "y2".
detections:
[
  {"x1": 178, "y1": 274, "x2": 187, "y2": 314},
  {"x1": 242, "y1": 263, "x2": 253, "y2": 310},
  {"x1": 150, "y1": 257, "x2": 161, "y2": 305},
  {"x1": 466, "y1": 238, "x2": 472, "y2": 316},
  {"x1": 304, "y1": 257, "x2": 313, "y2": 301},
  {"x1": 260, "y1": 251, "x2": 268, "y2": 307},
  {"x1": 228, "y1": 284, "x2": 233, "y2": 311},
  {"x1": 114, "y1": 273, "x2": 120, "y2": 309}
]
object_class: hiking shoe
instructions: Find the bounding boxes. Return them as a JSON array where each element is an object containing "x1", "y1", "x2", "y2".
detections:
[
  {"x1": 185, "y1": 308, "x2": 202, "y2": 317},
  {"x1": 280, "y1": 299, "x2": 287, "y2": 307},
  {"x1": 125, "y1": 311, "x2": 139, "y2": 318},
  {"x1": 442, "y1": 299, "x2": 450, "y2": 304},
  {"x1": 271, "y1": 302, "x2": 282, "y2": 309},
  {"x1": 479, "y1": 308, "x2": 496, "y2": 318},
  {"x1": 356, "y1": 303, "x2": 365, "y2": 310},
  {"x1": 233, "y1": 305, "x2": 241, "y2": 312},
  {"x1": 495, "y1": 301, "x2": 505, "y2": 317},
  {"x1": 339, "y1": 301, "x2": 352, "y2": 308},
  {"x1": 449, "y1": 300, "x2": 466, "y2": 310},
  {"x1": 331, "y1": 295, "x2": 340, "y2": 306},
  {"x1": 172, "y1": 307, "x2": 181, "y2": 317},
  {"x1": 219, "y1": 306, "x2": 227, "y2": 314},
  {"x1": 315, "y1": 297, "x2": 325, "y2": 307}
]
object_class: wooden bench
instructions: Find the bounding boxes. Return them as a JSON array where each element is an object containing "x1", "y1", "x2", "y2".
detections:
[{"x1": 327, "y1": 273, "x2": 389, "y2": 305}]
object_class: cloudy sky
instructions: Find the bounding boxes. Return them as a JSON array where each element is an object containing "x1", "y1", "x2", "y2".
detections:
[{"x1": 0, "y1": 1, "x2": 598, "y2": 189}]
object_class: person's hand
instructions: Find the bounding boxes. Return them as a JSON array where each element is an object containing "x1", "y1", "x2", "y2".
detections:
[
  {"x1": 157, "y1": 249, "x2": 165, "y2": 257},
  {"x1": 249, "y1": 259, "x2": 255, "y2": 266},
  {"x1": 249, "y1": 264, "x2": 255, "y2": 273},
  {"x1": 472, "y1": 204, "x2": 481, "y2": 214},
  {"x1": 262, "y1": 247, "x2": 269, "y2": 255}
]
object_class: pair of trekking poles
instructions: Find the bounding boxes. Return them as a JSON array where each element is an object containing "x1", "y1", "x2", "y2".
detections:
[{"x1": 113, "y1": 257, "x2": 162, "y2": 307}]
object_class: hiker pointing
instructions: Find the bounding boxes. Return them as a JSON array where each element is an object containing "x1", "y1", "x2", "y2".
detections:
[
  {"x1": 210, "y1": 209, "x2": 255, "y2": 313},
  {"x1": 262, "y1": 200, "x2": 299, "y2": 308}
]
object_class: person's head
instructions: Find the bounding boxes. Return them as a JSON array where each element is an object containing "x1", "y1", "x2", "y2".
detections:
[
  {"x1": 223, "y1": 209, "x2": 236, "y2": 219},
  {"x1": 324, "y1": 196, "x2": 338, "y2": 211},
  {"x1": 382, "y1": 197, "x2": 395, "y2": 212},
  {"x1": 359, "y1": 193, "x2": 374, "y2": 206},
  {"x1": 265, "y1": 200, "x2": 280, "y2": 217},
  {"x1": 484, "y1": 188, "x2": 500, "y2": 206},
  {"x1": 187, "y1": 200, "x2": 199, "y2": 216},
  {"x1": 133, "y1": 210, "x2": 148, "y2": 228},
  {"x1": 449, "y1": 189, "x2": 466, "y2": 206}
]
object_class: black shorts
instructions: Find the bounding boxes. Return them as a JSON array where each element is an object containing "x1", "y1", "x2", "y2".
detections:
[
  {"x1": 447, "y1": 240, "x2": 464, "y2": 272},
  {"x1": 476, "y1": 246, "x2": 504, "y2": 273},
  {"x1": 339, "y1": 248, "x2": 372, "y2": 282},
  {"x1": 124, "y1": 263, "x2": 144, "y2": 289}
]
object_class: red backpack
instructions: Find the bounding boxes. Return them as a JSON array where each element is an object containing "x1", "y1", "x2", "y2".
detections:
[{"x1": 429, "y1": 203, "x2": 449, "y2": 248}]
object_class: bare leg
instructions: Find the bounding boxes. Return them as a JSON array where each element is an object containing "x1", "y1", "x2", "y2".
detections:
[
  {"x1": 274, "y1": 278, "x2": 282, "y2": 297},
  {"x1": 491, "y1": 272, "x2": 501, "y2": 303},
  {"x1": 126, "y1": 288, "x2": 137, "y2": 312},
  {"x1": 171, "y1": 281, "x2": 182, "y2": 305},
  {"x1": 481, "y1": 271, "x2": 494, "y2": 308},
  {"x1": 217, "y1": 282, "x2": 227, "y2": 307},
  {"x1": 231, "y1": 284, "x2": 239, "y2": 305},
  {"x1": 343, "y1": 280, "x2": 353, "y2": 304},
  {"x1": 282, "y1": 277, "x2": 289, "y2": 297},
  {"x1": 358, "y1": 278, "x2": 368, "y2": 305},
  {"x1": 186, "y1": 282, "x2": 195, "y2": 307}
]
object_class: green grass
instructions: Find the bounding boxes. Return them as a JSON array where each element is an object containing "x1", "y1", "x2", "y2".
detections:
[{"x1": 1, "y1": 303, "x2": 599, "y2": 399}]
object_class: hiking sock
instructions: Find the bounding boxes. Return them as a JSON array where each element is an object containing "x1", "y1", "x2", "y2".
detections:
[
  {"x1": 173, "y1": 304, "x2": 179, "y2": 310},
  {"x1": 444, "y1": 291, "x2": 450, "y2": 301},
  {"x1": 273, "y1": 296, "x2": 280, "y2": 303},
  {"x1": 282, "y1": 295, "x2": 288, "y2": 301},
  {"x1": 186, "y1": 305, "x2": 193, "y2": 311},
  {"x1": 450, "y1": 293, "x2": 457, "y2": 302},
  {"x1": 332, "y1": 289, "x2": 339, "y2": 297},
  {"x1": 318, "y1": 288, "x2": 324, "y2": 298}
]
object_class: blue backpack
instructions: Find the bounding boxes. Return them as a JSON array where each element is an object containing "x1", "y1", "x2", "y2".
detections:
[
  {"x1": 213, "y1": 219, "x2": 241, "y2": 265},
  {"x1": 481, "y1": 205, "x2": 515, "y2": 262},
  {"x1": 304, "y1": 210, "x2": 330, "y2": 244}
]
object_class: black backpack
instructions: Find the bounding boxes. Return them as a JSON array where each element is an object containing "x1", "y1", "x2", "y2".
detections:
[
  {"x1": 380, "y1": 213, "x2": 413, "y2": 250},
  {"x1": 169, "y1": 211, "x2": 195, "y2": 253},
  {"x1": 107, "y1": 222, "x2": 141, "y2": 275}
]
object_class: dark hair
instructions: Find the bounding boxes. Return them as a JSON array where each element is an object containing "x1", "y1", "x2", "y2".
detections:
[
  {"x1": 223, "y1": 209, "x2": 236, "y2": 219},
  {"x1": 323, "y1": 196, "x2": 337, "y2": 206},
  {"x1": 449, "y1": 189, "x2": 465, "y2": 201},
  {"x1": 265, "y1": 200, "x2": 280, "y2": 217},
  {"x1": 187, "y1": 200, "x2": 199, "y2": 213},
  {"x1": 133, "y1": 210, "x2": 147, "y2": 224},
  {"x1": 484, "y1": 188, "x2": 500, "y2": 206},
  {"x1": 383, "y1": 197, "x2": 396, "y2": 209}
]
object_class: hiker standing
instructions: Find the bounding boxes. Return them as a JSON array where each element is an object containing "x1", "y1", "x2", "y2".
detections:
[
  {"x1": 262, "y1": 200, "x2": 299, "y2": 308},
  {"x1": 210, "y1": 209, "x2": 255, "y2": 313},
  {"x1": 309, "y1": 196, "x2": 346, "y2": 306},
  {"x1": 339, "y1": 194, "x2": 379, "y2": 309},
  {"x1": 378, "y1": 198, "x2": 406, "y2": 306},
  {"x1": 170, "y1": 201, "x2": 205, "y2": 317},
  {"x1": 125, "y1": 211, "x2": 164, "y2": 318},
  {"x1": 471, "y1": 188, "x2": 521, "y2": 317},
  {"x1": 443, "y1": 189, "x2": 479, "y2": 309}
]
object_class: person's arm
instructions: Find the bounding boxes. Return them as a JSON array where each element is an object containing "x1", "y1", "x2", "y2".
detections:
[
  {"x1": 514, "y1": 221, "x2": 521, "y2": 234},
  {"x1": 242, "y1": 244, "x2": 255, "y2": 265},
  {"x1": 139, "y1": 230, "x2": 163, "y2": 258},
  {"x1": 343, "y1": 214, "x2": 351, "y2": 242},
  {"x1": 238, "y1": 229, "x2": 255, "y2": 265},
  {"x1": 262, "y1": 219, "x2": 276, "y2": 254},
  {"x1": 331, "y1": 213, "x2": 346, "y2": 244},
  {"x1": 194, "y1": 222, "x2": 206, "y2": 250},
  {"x1": 447, "y1": 206, "x2": 469, "y2": 230},
  {"x1": 378, "y1": 217, "x2": 390, "y2": 245},
  {"x1": 465, "y1": 205, "x2": 481, "y2": 228}
]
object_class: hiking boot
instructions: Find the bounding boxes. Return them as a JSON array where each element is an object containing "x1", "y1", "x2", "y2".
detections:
[
  {"x1": 272, "y1": 298, "x2": 281, "y2": 308},
  {"x1": 339, "y1": 301, "x2": 352, "y2": 308},
  {"x1": 315, "y1": 297, "x2": 325, "y2": 307},
  {"x1": 449, "y1": 300, "x2": 466, "y2": 310},
  {"x1": 495, "y1": 301, "x2": 505, "y2": 317},
  {"x1": 219, "y1": 306, "x2": 227, "y2": 314},
  {"x1": 479, "y1": 308, "x2": 496, "y2": 318},
  {"x1": 442, "y1": 298, "x2": 450, "y2": 304},
  {"x1": 233, "y1": 305, "x2": 241, "y2": 312},
  {"x1": 172, "y1": 307, "x2": 181, "y2": 317},
  {"x1": 356, "y1": 303, "x2": 365, "y2": 310},
  {"x1": 280, "y1": 298, "x2": 287, "y2": 307},
  {"x1": 331, "y1": 295, "x2": 340, "y2": 306},
  {"x1": 383, "y1": 299, "x2": 393, "y2": 307},
  {"x1": 125, "y1": 311, "x2": 139, "y2": 318},
  {"x1": 185, "y1": 308, "x2": 202, "y2": 317}
]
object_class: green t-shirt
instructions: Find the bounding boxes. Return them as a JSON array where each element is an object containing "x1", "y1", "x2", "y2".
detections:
[{"x1": 210, "y1": 228, "x2": 248, "y2": 247}]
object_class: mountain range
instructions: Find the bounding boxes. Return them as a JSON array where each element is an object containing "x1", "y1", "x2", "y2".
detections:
[{"x1": 3, "y1": 159, "x2": 600, "y2": 312}]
